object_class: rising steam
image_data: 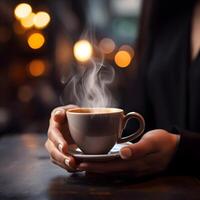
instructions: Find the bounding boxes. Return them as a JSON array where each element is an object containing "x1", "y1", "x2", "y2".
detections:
[{"x1": 61, "y1": 57, "x2": 117, "y2": 108}]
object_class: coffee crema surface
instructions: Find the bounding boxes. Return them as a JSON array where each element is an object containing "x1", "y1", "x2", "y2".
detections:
[{"x1": 67, "y1": 108, "x2": 123, "y2": 114}]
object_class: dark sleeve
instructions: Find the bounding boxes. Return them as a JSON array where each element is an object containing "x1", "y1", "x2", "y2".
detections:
[{"x1": 167, "y1": 127, "x2": 200, "y2": 175}]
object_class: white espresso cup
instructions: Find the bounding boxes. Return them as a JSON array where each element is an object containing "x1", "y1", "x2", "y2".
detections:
[{"x1": 66, "y1": 107, "x2": 145, "y2": 154}]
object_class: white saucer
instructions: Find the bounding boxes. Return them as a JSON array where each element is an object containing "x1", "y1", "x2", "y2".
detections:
[{"x1": 68, "y1": 142, "x2": 131, "y2": 162}]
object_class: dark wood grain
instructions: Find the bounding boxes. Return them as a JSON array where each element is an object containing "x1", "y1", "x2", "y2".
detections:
[{"x1": 0, "y1": 133, "x2": 200, "y2": 200}]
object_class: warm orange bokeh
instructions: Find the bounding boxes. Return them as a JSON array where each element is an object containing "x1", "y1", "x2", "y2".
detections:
[
  {"x1": 27, "y1": 33, "x2": 45, "y2": 49},
  {"x1": 28, "y1": 59, "x2": 46, "y2": 77},
  {"x1": 114, "y1": 50, "x2": 132, "y2": 68}
]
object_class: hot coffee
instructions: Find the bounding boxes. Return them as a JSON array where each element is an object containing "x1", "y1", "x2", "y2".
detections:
[{"x1": 66, "y1": 108, "x2": 145, "y2": 154}]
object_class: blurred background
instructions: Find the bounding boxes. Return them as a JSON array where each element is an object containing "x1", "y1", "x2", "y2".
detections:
[{"x1": 0, "y1": 0, "x2": 142, "y2": 134}]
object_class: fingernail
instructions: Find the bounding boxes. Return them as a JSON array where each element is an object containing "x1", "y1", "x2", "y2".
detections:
[
  {"x1": 64, "y1": 158, "x2": 71, "y2": 167},
  {"x1": 120, "y1": 147, "x2": 132, "y2": 159},
  {"x1": 58, "y1": 143, "x2": 63, "y2": 152},
  {"x1": 54, "y1": 110, "x2": 62, "y2": 116}
]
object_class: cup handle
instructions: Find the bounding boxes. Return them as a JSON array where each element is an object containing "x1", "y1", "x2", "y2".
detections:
[{"x1": 117, "y1": 112, "x2": 145, "y2": 143}]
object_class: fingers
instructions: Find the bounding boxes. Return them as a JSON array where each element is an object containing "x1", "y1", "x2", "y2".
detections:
[
  {"x1": 48, "y1": 105, "x2": 78, "y2": 153},
  {"x1": 120, "y1": 136, "x2": 157, "y2": 160},
  {"x1": 50, "y1": 159, "x2": 76, "y2": 173},
  {"x1": 45, "y1": 139, "x2": 78, "y2": 172},
  {"x1": 52, "y1": 109, "x2": 66, "y2": 125},
  {"x1": 50, "y1": 105, "x2": 78, "y2": 128},
  {"x1": 77, "y1": 158, "x2": 147, "y2": 173},
  {"x1": 77, "y1": 130, "x2": 175, "y2": 176},
  {"x1": 48, "y1": 126, "x2": 68, "y2": 154},
  {"x1": 46, "y1": 105, "x2": 80, "y2": 172},
  {"x1": 78, "y1": 159, "x2": 148, "y2": 174},
  {"x1": 78, "y1": 152, "x2": 162, "y2": 175},
  {"x1": 78, "y1": 161, "x2": 122, "y2": 173}
]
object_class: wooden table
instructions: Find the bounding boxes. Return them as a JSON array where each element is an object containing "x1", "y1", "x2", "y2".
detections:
[{"x1": 0, "y1": 133, "x2": 200, "y2": 200}]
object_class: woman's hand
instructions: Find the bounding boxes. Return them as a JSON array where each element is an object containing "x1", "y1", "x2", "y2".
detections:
[
  {"x1": 45, "y1": 105, "x2": 79, "y2": 172},
  {"x1": 77, "y1": 129, "x2": 180, "y2": 177}
]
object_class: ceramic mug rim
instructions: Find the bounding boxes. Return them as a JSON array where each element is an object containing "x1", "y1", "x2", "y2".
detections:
[{"x1": 66, "y1": 107, "x2": 124, "y2": 115}]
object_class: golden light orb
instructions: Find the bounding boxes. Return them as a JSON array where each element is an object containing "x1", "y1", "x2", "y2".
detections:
[
  {"x1": 114, "y1": 50, "x2": 132, "y2": 68},
  {"x1": 28, "y1": 59, "x2": 46, "y2": 77},
  {"x1": 73, "y1": 40, "x2": 93, "y2": 62},
  {"x1": 20, "y1": 12, "x2": 35, "y2": 29},
  {"x1": 99, "y1": 38, "x2": 116, "y2": 54},
  {"x1": 14, "y1": 3, "x2": 32, "y2": 19},
  {"x1": 33, "y1": 11, "x2": 50, "y2": 29},
  {"x1": 27, "y1": 33, "x2": 45, "y2": 49}
]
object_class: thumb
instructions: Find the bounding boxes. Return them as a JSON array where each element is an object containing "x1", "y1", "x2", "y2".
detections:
[
  {"x1": 119, "y1": 138, "x2": 155, "y2": 160},
  {"x1": 52, "y1": 105, "x2": 78, "y2": 124}
]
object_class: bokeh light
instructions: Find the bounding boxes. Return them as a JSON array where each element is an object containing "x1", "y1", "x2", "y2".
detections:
[
  {"x1": 114, "y1": 50, "x2": 132, "y2": 68},
  {"x1": 18, "y1": 85, "x2": 33, "y2": 102},
  {"x1": 14, "y1": 3, "x2": 32, "y2": 19},
  {"x1": 99, "y1": 38, "x2": 116, "y2": 54},
  {"x1": 119, "y1": 45, "x2": 134, "y2": 58},
  {"x1": 73, "y1": 40, "x2": 93, "y2": 62},
  {"x1": 28, "y1": 59, "x2": 46, "y2": 77},
  {"x1": 20, "y1": 12, "x2": 35, "y2": 29},
  {"x1": 33, "y1": 11, "x2": 50, "y2": 29},
  {"x1": 27, "y1": 33, "x2": 45, "y2": 49}
]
